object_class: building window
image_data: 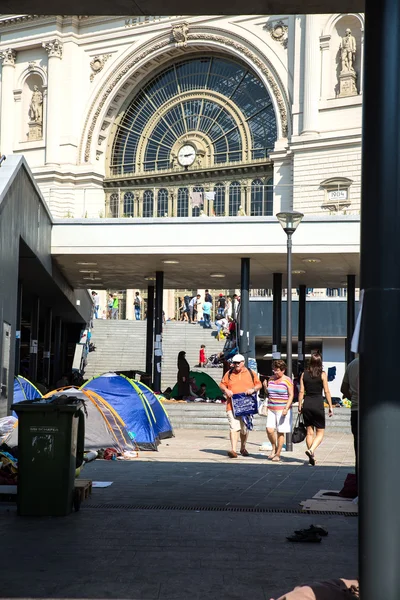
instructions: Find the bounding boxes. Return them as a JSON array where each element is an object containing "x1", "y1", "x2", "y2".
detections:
[
  {"x1": 109, "y1": 193, "x2": 119, "y2": 218},
  {"x1": 229, "y1": 182, "x2": 241, "y2": 216},
  {"x1": 123, "y1": 192, "x2": 134, "y2": 217},
  {"x1": 143, "y1": 190, "x2": 154, "y2": 217},
  {"x1": 213, "y1": 183, "x2": 225, "y2": 216},
  {"x1": 192, "y1": 186, "x2": 204, "y2": 217},
  {"x1": 177, "y1": 188, "x2": 189, "y2": 217},
  {"x1": 157, "y1": 188, "x2": 169, "y2": 217},
  {"x1": 265, "y1": 177, "x2": 273, "y2": 216},
  {"x1": 251, "y1": 179, "x2": 263, "y2": 216}
]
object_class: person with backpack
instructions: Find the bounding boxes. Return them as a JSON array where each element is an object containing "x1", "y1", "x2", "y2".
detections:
[
  {"x1": 219, "y1": 354, "x2": 262, "y2": 458},
  {"x1": 134, "y1": 291, "x2": 142, "y2": 320}
]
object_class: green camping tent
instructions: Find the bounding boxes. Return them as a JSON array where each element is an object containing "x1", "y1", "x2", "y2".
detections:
[{"x1": 171, "y1": 370, "x2": 223, "y2": 400}]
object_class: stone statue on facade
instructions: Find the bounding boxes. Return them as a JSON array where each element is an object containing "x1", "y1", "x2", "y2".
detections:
[
  {"x1": 29, "y1": 85, "x2": 43, "y2": 124},
  {"x1": 28, "y1": 84, "x2": 43, "y2": 141},
  {"x1": 337, "y1": 28, "x2": 358, "y2": 98},
  {"x1": 340, "y1": 28, "x2": 356, "y2": 73}
]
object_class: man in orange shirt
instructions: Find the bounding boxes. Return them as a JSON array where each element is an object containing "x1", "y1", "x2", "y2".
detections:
[{"x1": 220, "y1": 354, "x2": 262, "y2": 458}]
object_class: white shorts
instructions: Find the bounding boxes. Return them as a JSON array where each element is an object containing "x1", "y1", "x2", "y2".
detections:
[
  {"x1": 266, "y1": 409, "x2": 292, "y2": 433},
  {"x1": 226, "y1": 410, "x2": 247, "y2": 434}
]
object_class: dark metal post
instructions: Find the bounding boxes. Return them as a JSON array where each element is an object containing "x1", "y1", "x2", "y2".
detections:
[
  {"x1": 360, "y1": 0, "x2": 400, "y2": 597},
  {"x1": 346, "y1": 274, "x2": 356, "y2": 365},
  {"x1": 14, "y1": 280, "x2": 22, "y2": 376},
  {"x1": 43, "y1": 308, "x2": 52, "y2": 387},
  {"x1": 298, "y1": 284, "x2": 306, "y2": 375},
  {"x1": 28, "y1": 297, "x2": 40, "y2": 382},
  {"x1": 146, "y1": 284, "x2": 155, "y2": 379},
  {"x1": 272, "y1": 273, "x2": 282, "y2": 358},
  {"x1": 239, "y1": 258, "x2": 250, "y2": 366},
  {"x1": 285, "y1": 233, "x2": 293, "y2": 452},
  {"x1": 53, "y1": 316, "x2": 62, "y2": 385},
  {"x1": 153, "y1": 271, "x2": 164, "y2": 392}
]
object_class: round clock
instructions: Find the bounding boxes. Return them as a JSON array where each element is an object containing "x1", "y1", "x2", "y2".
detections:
[{"x1": 177, "y1": 144, "x2": 196, "y2": 167}]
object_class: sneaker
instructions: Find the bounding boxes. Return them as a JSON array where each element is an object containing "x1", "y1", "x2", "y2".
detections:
[{"x1": 228, "y1": 450, "x2": 238, "y2": 458}]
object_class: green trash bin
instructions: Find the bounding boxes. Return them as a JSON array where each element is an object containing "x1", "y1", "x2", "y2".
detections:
[{"x1": 11, "y1": 398, "x2": 85, "y2": 517}]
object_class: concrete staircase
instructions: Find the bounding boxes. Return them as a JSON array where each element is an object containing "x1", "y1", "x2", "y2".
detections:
[
  {"x1": 165, "y1": 404, "x2": 352, "y2": 432},
  {"x1": 85, "y1": 319, "x2": 224, "y2": 389}
]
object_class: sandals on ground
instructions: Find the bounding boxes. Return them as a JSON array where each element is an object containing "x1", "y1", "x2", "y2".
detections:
[{"x1": 305, "y1": 450, "x2": 316, "y2": 466}]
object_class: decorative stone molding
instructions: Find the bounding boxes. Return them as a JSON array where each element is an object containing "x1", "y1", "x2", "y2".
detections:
[
  {"x1": 321, "y1": 177, "x2": 352, "y2": 209},
  {"x1": 82, "y1": 30, "x2": 289, "y2": 162},
  {"x1": 90, "y1": 54, "x2": 112, "y2": 82},
  {"x1": 265, "y1": 20, "x2": 288, "y2": 48},
  {"x1": 42, "y1": 39, "x2": 63, "y2": 59},
  {"x1": 172, "y1": 22, "x2": 189, "y2": 48},
  {"x1": 0, "y1": 48, "x2": 17, "y2": 66}
]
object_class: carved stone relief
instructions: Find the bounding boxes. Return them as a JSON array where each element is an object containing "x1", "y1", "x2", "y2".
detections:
[
  {"x1": 172, "y1": 23, "x2": 189, "y2": 48},
  {"x1": 265, "y1": 20, "x2": 288, "y2": 48},
  {"x1": 90, "y1": 54, "x2": 112, "y2": 82},
  {"x1": 42, "y1": 39, "x2": 63, "y2": 58},
  {"x1": 0, "y1": 48, "x2": 17, "y2": 66}
]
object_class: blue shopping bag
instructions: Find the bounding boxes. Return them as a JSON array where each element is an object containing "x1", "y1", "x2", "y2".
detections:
[{"x1": 231, "y1": 392, "x2": 258, "y2": 418}]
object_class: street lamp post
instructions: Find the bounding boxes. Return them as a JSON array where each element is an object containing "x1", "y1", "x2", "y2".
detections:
[{"x1": 276, "y1": 211, "x2": 304, "y2": 452}]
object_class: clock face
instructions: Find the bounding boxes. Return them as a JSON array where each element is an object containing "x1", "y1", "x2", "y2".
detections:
[{"x1": 177, "y1": 144, "x2": 196, "y2": 166}]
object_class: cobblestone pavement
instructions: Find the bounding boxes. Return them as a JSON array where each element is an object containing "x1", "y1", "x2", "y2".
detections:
[{"x1": 0, "y1": 430, "x2": 357, "y2": 600}]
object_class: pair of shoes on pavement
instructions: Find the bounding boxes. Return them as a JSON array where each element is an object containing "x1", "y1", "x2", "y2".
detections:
[
  {"x1": 287, "y1": 525, "x2": 328, "y2": 543},
  {"x1": 227, "y1": 448, "x2": 249, "y2": 458}
]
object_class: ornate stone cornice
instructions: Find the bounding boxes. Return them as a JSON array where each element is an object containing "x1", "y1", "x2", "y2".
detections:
[
  {"x1": 42, "y1": 39, "x2": 63, "y2": 59},
  {"x1": 0, "y1": 48, "x2": 17, "y2": 66},
  {"x1": 82, "y1": 29, "x2": 289, "y2": 163}
]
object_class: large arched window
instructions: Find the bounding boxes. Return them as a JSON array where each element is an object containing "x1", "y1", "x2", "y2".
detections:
[
  {"x1": 192, "y1": 186, "x2": 204, "y2": 217},
  {"x1": 250, "y1": 179, "x2": 263, "y2": 216},
  {"x1": 123, "y1": 192, "x2": 134, "y2": 217},
  {"x1": 111, "y1": 56, "x2": 277, "y2": 175},
  {"x1": 157, "y1": 188, "x2": 169, "y2": 217},
  {"x1": 143, "y1": 190, "x2": 154, "y2": 217},
  {"x1": 229, "y1": 182, "x2": 241, "y2": 216},
  {"x1": 109, "y1": 193, "x2": 119, "y2": 218},
  {"x1": 177, "y1": 188, "x2": 189, "y2": 218},
  {"x1": 214, "y1": 183, "x2": 225, "y2": 216}
]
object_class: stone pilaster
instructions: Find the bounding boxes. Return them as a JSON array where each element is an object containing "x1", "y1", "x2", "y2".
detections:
[
  {"x1": 42, "y1": 39, "x2": 63, "y2": 164},
  {"x1": 302, "y1": 15, "x2": 320, "y2": 134},
  {"x1": 0, "y1": 49, "x2": 17, "y2": 154}
]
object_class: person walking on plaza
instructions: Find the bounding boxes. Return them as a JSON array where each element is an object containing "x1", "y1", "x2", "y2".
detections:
[
  {"x1": 341, "y1": 356, "x2": 359, "y2": 471},
  {"x1": 264, "y1": 359, "x2": 294, "y2": 462},
  {"x1": 107, "y1": 294, "x2": 113, "y2": 319},
  {"x1": 202, "y1": 296, "x2": 212, "y2": 328},
  {"x1": 298, "y1": 352, "x2": 333, "y2": 466},
  {"x1": 220, "y1": 354, "x2": 262, "y2": 458},
  {"x1": 134, "y1": 291, "x2": 142, "y2": 320},
  {"x1": 189, "y1": 294, "x2": 200, "y2": 323},
  {"x1": 178, "y1": 296, "x2": 186, "y2": 321},
  {"x1": 177, "y1": 350, "x2": 190, "y2": 399},
  {"x1": 111, "y1": 294, "x2": 119, "y2": 320}
]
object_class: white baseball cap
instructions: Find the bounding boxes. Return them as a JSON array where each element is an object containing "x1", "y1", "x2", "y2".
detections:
[{"x1": 232, "y1": 354, "x2": 245, "y2": 363}]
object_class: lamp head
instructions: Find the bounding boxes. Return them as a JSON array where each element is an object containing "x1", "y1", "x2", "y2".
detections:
[{"x1": 276, "y1": 211, "x2": 304, "y2": 234}]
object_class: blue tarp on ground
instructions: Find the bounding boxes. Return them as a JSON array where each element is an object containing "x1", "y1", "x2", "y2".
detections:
[
  {"x1": 82, "y1": 373, "x2": 159, "y2": 450},
  {"x1": 133, "y1": 381, "x2": 173, "y2": 440}
]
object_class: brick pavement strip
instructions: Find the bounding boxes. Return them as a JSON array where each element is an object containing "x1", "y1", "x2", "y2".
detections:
[{"x1": 0, "y1": 429, "x2": 357, "y2": 600}]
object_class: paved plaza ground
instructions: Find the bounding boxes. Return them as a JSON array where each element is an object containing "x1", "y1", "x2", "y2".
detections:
[{"x1": 0, "y1": 429, "x2": 358, "y2": 600}]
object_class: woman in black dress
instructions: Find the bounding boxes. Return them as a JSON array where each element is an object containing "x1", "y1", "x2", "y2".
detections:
[
  {"x1": 177, "y1": 350, "x2": 190, "y2": 399},
  {"x1": 298, "y1": 352, "x2": 333, "y2": 465}
]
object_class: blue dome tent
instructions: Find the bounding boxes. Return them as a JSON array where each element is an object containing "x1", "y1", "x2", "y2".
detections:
[
  {"x1": 132, "y1": 380, "x2": 173, "y2": 440},
  {"x1": 13, "y1": 376, "x2": 42, "y2": 403},
  {"x1": 81, "y1": 373, "x2": 159, "y2": 450}
]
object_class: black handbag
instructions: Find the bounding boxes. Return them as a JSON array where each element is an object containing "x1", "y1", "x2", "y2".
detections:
[{"x1": 292, "y1": 413, "x2": 307, "y2": 444}]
